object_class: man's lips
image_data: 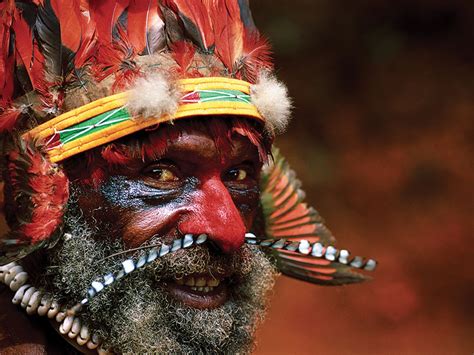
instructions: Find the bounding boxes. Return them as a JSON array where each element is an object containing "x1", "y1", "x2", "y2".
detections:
[{"x1": 165, "y1": 273, "x2": 230, "y2": 309}]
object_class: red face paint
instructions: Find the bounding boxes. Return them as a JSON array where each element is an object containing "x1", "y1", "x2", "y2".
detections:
[
  {"x1": 178, "y1": 174, "x2": 246, "y2": 253},
  {"x1": 71, "y1": 119, "x2": 265, "y2": 254}
]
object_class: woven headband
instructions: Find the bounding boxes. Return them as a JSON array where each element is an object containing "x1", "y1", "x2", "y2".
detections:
[{"x1": 23, "y1": 77, "x2": 266, "y2": 163}]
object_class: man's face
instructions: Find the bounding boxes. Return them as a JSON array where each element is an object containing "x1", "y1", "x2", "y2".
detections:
[{"x1": 46, "y1": 120, "x2": 277, "y2": 353}]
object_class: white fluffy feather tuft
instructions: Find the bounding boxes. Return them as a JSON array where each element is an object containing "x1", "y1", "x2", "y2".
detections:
[
  {"x1": 250, "y1": 72, "x2": 292, "y2": 134},
  {"x1": 127, "y1": 72, "x2": 181, "y2": 119}
]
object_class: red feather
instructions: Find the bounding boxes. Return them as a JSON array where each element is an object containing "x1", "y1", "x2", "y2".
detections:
[
  {"x1": 101, "y1": 144, "x2": 132, "y2": 166},
  {"x1": 126, "y1": 0, "x2": 151, "y2": 53},
  {"x1": 89, "y1": 0, "x2": 129, "y2": 43},
  {"x1": 74, "y1": 7, "x2": 97, "y2": 68},
  {"x1": 171, "y1": 40, "x2": 196, "y2": 74},
  {"x1": 23, "y1": 146, "x2": 69, "y2": 242},
  {"x1": 162, "y1": 0, "x2": 214, "y2": 50},
  {"x1": 9, "y1": 4, "x2": 49, "y2": 94},
  {"x1": 49, "y1": 0, "x2": 82, "y2": 53},
  {"x1": 209, "y1": 0, "x2": 243, "y2": 72},
  {"x1": 127, "y1": 0, "x2": 165, "y2": 55},
  {"x1": 0, "y1": 0, "x2": 17, "y2": 105},
  {"x1": 93, "y1": 25, "x2": 140, "y2": 91},
  {"x1": 0, "y1": 106, "x2": 21, "y2": 132},
  {"x1": 6, "y1": 141, "x2": 69, "y2": 243},
  {"x1": 241, "y1": 31, "x2": 273, "y2": 83}
]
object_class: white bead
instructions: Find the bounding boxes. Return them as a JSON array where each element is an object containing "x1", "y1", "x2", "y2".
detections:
[
  {"x1": 68, "y1": 317, "x2": 81, "y2": 338},
  {"x1": 4, "y1": 265, "x2": 23, "y2": 285},
  {"x1": 92, "y1": 281, "x2": 104, "y2": 293},
  {"x1": 77, "y1": 325, "x2": 90, "y2": 345},
  {"x1": 60, "y1": 315, "x2": 75, "y2": 334},
  {"x1": 183, "y1": 234, "x2": 194, "y2": 248},
  {"x1": 122, "y1": 259, "x2": 135, "y2": 274},
  {"x1": 311, "y1": 242, "x2": 324, "y2": 257},
  {"x1": 37, "y1": 295, "x2": 53, "y2": 316},
  {"x1": 324, "y1": 246, "x2": 337, "y2": 261},
  {"x1": 338, "y1": 250, "x2": 350, "y2": 264},
  {"x1": 298, "y1": 240, "x2": 311, "y2": 255},
  {"x1": 26, "y1": 290, "x2": 42, "y2": 315},
  {"x1": 364, "y1": 259, "x2": 377, "y2": 271},
  {"x1": 196, "y1": 234, "x2": 207, "y2": 245},
  {"x1": 159, "y1": 244, "x2": 170, "y2": 256},
  {"x1": 171, "y1": 238, "x2": 182, "y2": 252},
  {"x1": 12, "y1": 284, "x2": 31, "y2": 305},
  {"x1": 21, "y1": 286, "x2": 37, "y2": 308},
  {"x1": 0, "y1": 262, "x2": 17, "y2": 282},
  {"x1": 9, "y1": 272, "x2": 28, "y2": 291},
  {"x1": 103, "y1": 273, "x2": 114, "y2": 285}
]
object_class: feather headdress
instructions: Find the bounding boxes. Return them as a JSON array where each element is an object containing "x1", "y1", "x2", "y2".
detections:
[{"x1": 0, "y1": 0, "x2": 375, "y2": 286}]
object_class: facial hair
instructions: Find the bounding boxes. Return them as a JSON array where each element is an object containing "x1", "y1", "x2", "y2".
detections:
[{"x1": 43, "y1": 209, "x2": 278, "y2": 354}]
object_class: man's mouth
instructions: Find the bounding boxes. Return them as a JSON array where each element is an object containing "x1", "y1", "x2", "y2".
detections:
[{"x1": 165, "y1": 273, "x2": 230, "y2": 309}]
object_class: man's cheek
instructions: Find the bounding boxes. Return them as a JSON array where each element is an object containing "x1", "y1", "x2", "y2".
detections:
[
  {"x1": 228, "y1": 188, "x2": 261, "y2": 229},
  {"x1": 122, "y1": 206, "x2": 188, "y2": 247}
]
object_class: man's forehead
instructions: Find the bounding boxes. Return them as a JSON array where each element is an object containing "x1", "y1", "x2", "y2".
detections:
[
  {"x1": 103, "y1": 117, "x2": 269, "y2": 164},
  {"x1": 161, "y1": 128, "x2": 261, "y2": 164}
]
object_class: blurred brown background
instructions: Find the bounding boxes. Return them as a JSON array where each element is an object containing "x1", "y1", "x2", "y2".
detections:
[
  {"x1": 252, "y1": 1, "x2": 473, "y2": 354},
  {"x1": 0, "y1": 1, "x2": 472, "y2": 354}
]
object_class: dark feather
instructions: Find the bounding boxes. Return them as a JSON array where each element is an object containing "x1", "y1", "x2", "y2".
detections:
[
  {"x1": 0, "y1": 137, "x2": 69, "y2": 264},
  {"x1": 35, "y1": 0, "x2": 73, "y2": 78},
  {"x1": 161, "y1": 0, "x2": 213, "y2": 51},
  {"x1": 209, "y1": 0, "x2": 243, "y2": 72},
  {"x1": 237, "y1": 0, "x2": 256, "y2": 32},
  {"x1": 144, "y1": 0, "x2": 165, "y2": 54},
  {"x1": 259, "y1": 147, "x2": 376, "y2": 285}
]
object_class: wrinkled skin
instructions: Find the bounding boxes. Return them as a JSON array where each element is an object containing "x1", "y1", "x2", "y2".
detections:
[
  {"x1": 78, "y1": 124, "x2": 262, "y2": 253},
  {"x1": 0, "y1": 120, "x2": 278, "y2": 353},
  {"x1": 48, "y1": 121, "x2": 276, "y2": 353}
]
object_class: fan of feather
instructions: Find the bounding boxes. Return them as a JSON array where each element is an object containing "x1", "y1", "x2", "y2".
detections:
[{"x1": 259, "y1": 148, "x2": 375, "y2": 285}]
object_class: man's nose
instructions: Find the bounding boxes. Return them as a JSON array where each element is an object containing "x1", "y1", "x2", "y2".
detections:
[{"x1": 178, "y1": 177, "x2": 246, "y2": 253}]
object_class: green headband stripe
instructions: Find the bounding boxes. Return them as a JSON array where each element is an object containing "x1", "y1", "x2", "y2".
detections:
[
  {"x1": 53, "y1": 89, "x2": 251, "y2": 146},
  {"x1": 58, "y1": 107, "x2": 131, "y2": 145},
  {"x1": 184, "y1": 89, "x2": 252, "y2": 104}
]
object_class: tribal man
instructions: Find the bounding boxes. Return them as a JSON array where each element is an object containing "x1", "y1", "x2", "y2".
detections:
[{"x1": 0, "y1": 0, "x2": 376, "y2": 353}]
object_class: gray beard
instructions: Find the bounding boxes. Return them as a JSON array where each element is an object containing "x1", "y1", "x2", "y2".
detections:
[{"x1": 41, "y1": 208, "x2": 278, "y2": 354}]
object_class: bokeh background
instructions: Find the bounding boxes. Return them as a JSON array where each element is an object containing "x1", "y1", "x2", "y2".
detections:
[
  {"x1": 0, "y1": 1, "x2": 471, "y2": 354},
  {"x1": 252, "y1": 1, "x2": 473, "y2": 354}
]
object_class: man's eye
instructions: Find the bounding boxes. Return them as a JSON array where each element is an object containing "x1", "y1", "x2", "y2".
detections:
[
  {"x1": 148, "y1": 167, "x2": 178, "y2": 182},
  {"x1": 142, "y1": 162, "x2": 180, "y2": 184},
  {"x1": 226, "y1": 168, "x2": 248, "y2": 182}
]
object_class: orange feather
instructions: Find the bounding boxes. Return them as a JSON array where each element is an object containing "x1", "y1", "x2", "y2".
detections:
[
  {"x1": 89, "y1": 0, "x2": 129, "y2": 43},
  {"x1": 0, "y1": 107, "x2": 21, "y2": 132},
  {"x1": 74, "y1": 7, "x2": 97, "y2": 68},
  {"x1": 209, "y1": 0, "x2": 243, "y2": 72},
  {"x1": 162, "y1": 0, "x2": 214, "y2": 50},
  {"x1": 171, "y1": 40, "x2": 196, "y2": 74},
  {"x1": 50, "y1": 0, "x2": 82, "y2": 53},
  {"x1": 127, "y1": 0, "x2": 151, "y2": 53}
]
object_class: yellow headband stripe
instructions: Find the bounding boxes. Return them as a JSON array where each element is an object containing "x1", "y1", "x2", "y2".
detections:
[{"x1": 22, "y1": 77, "x2": 263, "y2": 163}]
